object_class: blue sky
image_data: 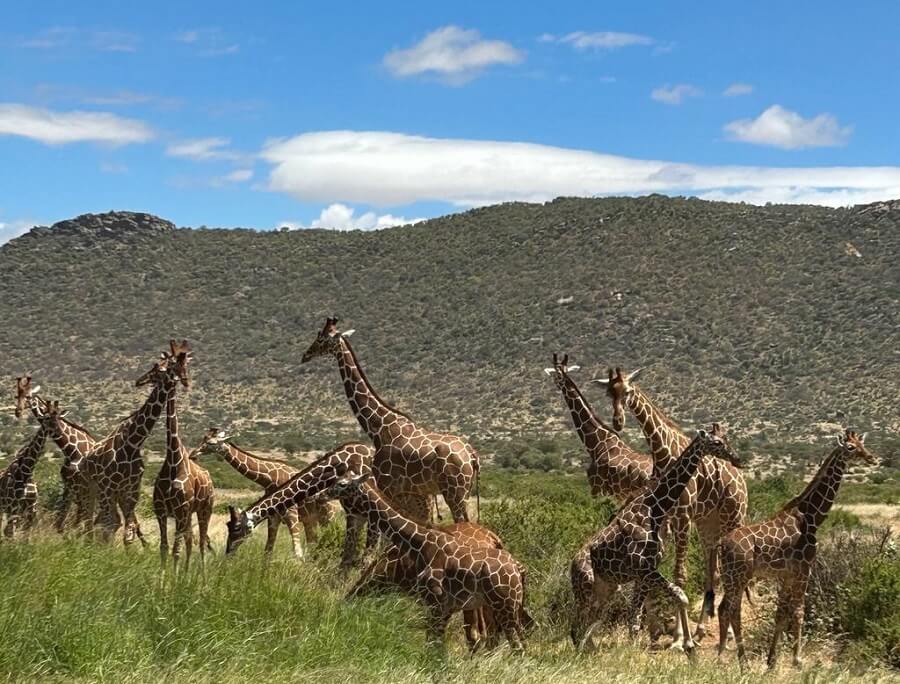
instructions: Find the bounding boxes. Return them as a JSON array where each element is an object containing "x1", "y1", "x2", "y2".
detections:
[{"x1": 2, "y1": 1, "x2": 900, "y2": 242}]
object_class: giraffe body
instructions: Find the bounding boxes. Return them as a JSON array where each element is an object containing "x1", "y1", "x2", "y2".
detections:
[
  {"x1": 545, "y1": 355, "x2": 652, "y2": 501},
  {"x1": 572, "y1": 428, "x2": 742, "y2": 654},
  {"x1": 717, "y1": 430, "x2": 876, "y2": 670},
  {"x1": 0, "y1": 426, "x2": 46, "y2": 537},
  {"x1": 326, "y1": 474, "x2": 530, "y2": 653},
  {"x1": 598, "y1": 368, "x2": 748, "y2": 638},
  {"x1": 302, "y1": 318, "x2": 479, "y2": 522},
  {"x1": 192, "y1": 429, "x2": 335, "y2": 559},
  {"x1": 153, "y1": 382, "x2": 214, "y2": 573}
]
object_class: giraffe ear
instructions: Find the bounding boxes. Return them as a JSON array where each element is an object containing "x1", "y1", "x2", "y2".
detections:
[
  {"x1": 592, "y1": 376, "x2": 610, "y2": 385},
  {"x1": 228, "y1": 505, "x2": 239, "y2": 523},
  {"x1": 626, "y1": 368, "x2": 643, "y2": 382},
  {"x1": 29, "y1": 384, "x2": 41, "y2": 396},
  {"x1": 341, "y1": 329, "x2": 355, "y2": 338},
  {"x1": 566, "y1": 365, "x2": 580, "y2": 373},
  {"x1": 696, "y1": 428, "x2": 708, "y2": 439},
  {"x1": 543, "y1": 368, "x2": 556, "y2": 376}
]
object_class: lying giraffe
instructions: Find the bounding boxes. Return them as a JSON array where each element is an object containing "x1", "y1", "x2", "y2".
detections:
[
  {"x1": 571, "y1": 427, "x2": 742, "y2": 655},
  {"x1": 597, "y1": 368, "x2": 748, "y2": 639},
  {"x1": 1, "y1": 380, "x2": 48, "y2": 537},
  {"x1": 191, "y1": 428, "x2": 335, "y2": 559},
  {"x1": 302, "y1": 317, "x2": 479, "y2": 522},
  {"x1": 348, "y1": 521, "x2": 511, "y2": 651},
  {"x1": 716, "y1": 430, "x2": 877, "y2": 670},
  {"x1": 22, "y1": 387, "x2": 99, "y2": 534},
  {"x1": 152, "y1": 365, "x2": 214, "y2": 573},
  {"x1": 78, "y1": 341, "x2": 192, "y2": 544},
  {"x1": 545, "y1": 354, "x2": 653, "y2": 501},
  {"x1": 226, "y1": 441, "x2": 392, "y2": 569},
  {"x1": 324, "y1": 472, "x2": 531, "y2": 653}
]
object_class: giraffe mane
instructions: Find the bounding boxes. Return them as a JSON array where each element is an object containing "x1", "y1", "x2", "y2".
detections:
[
  {"x1": 342, "y1": 337, "x2": 415, "y2": 423},
  {"x1": 632, "y1": 384, "x2": 684, "y2": 433},
  {"x1": 34, "y1": 395, "x2": 96, "y2": 439},
  {"x1": 778, "y1": 444, "x2": 841, "y2": 513},
  {"x1": 223, "y1": 441, "x2": 296, "y2": 468}
]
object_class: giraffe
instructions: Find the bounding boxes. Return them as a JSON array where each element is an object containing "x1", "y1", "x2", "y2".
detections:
[
  {"x1": 14, "y1": 374, "x2": 35, "y2": 420},
  {"x1": 323, "y1": 472, "x2": 531, "y2": 653},
  {"x1": 24, "y1": 392, "x2": 99, "y2": 534},
  {"x1": 191, "y1": 428, "x2": 335, "y2": 559},
  {"x1": 1, "y1": 381, "x2": 48, "y2": 537},
  {"x1": 596, "y1": 367, "x2": 748, "y2": 639},
  {"x1": 544, "y1": 354, "x2": 653, "y2": 501},
  {"x1": 80, "y1": 340, "x2": 192, "y2": 544},
  {"x1": 152, "y1": 368, "x2": 214, "y2": 573},
  {"x1": 347, "y1": 521, "x2": 511, "y2": 651},
  {"x1": 301, "y1": 317, "x2": 479, "y2": 522},
  {"x1": 571, "y1": 427, "x2": 743, "y2": 655},
  {"x1": 716, "y1": 430, "x2": 877, "y2": 670},
  {"x1": 226, "y1": 441, "x2": 392, "y2": 569}
]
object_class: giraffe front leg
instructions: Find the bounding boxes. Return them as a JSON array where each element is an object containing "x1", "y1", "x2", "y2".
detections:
[
  {"x1": 642, "y1": 570, "x2": 694, "y2": 655},
  {"x1": 197, "y1": 506, "x2": 212, "y2": 571},
  {"x1": 156, "y1": 514, "x2": 169, "y2": 570},
  {"x1": 693, "y1": 523, "x2": 721, "y2": 642},
  {"x1": 767, "y1": 584, "x2": 792, "y2": 670},
  {"x1": 264, "y1": 516, "x2": 280, "y2": 559},
  {"x1": 121, "y1": 492, "x2": 147, "y2": 547},
  {"x1": 789, "y1": 577, "x2": 809, "y2": 669},
  {"x1": 284, "y1": 507, "x2": 306, "y2": 561},
  {"x1": 425, "y1": 603, "x2": 451, "y2": 650},
  {"x1": 665, "y1": 511, "x2": 691, "y2": 649},
  {"x1": 340, "y1": 513, "x2": 364, "y2": 571}
]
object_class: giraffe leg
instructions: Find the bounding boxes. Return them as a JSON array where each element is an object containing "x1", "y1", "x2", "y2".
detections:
[
  {"x1": 54, "y1": 483, "x2": 72, "y2": 534},
  {"x1": 198, "y1": 508, "x2": 211, "y2": 571},
  {"x1": 666, "y1": 511, "x2": 691, "y2": 648},
  {"x1": 171, "y1": 518, "x2": 185, "y2": 575},
  {"x1": 264, "y1": 516, "x2": 280, "y2": 559},
  {"x1": 425, "y1": 604, "x2": 451, "y2": 649},
  {"x1": 157, "y1": 514, "x2": 169, "y2": 569},
  {"x1": 642, "y1": 570, "x2": 694, "y2": 655},
  {"x1": 789, "y1": 577, "x2": 809, "y2": 669},
  {"x1": 731, "y1": 591, "x2": 746, "y2": 667},
  {"x1": 628, "y1": 581, "x2": 651, "y2": 641},
  {"x1": 182, "y1": 522, "x2": 193, "y2": 574},
  {"x1": 285, "y1": 508, "x2": 306, "y2": 561},
  {"x1": 444, "y1": 487, "x2": 469, "y2": 523},
  {"x1": 121, "y1": 493, "x2": 146, "y2": 547},
  {"x1": 694, "y1": 524, "x2": 721, "y2": 641},
  {"x1": 340, "y1": 513, "x2": 364, "y2": 571},
  {"x1": 767, "y1": 583, "x2": 792, "y2": 670},
  {"x1": 463, "y1": 610, "x2": 482, "y2": 653},
  {"x1": 3, "y1": 514, "x2": 14, "y2": 539}
]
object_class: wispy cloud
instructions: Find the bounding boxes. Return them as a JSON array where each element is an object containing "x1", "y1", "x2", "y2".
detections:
[
  {"x1": 33, "y1": 84, "x2": 182, "y2": 111},
  {"x1": 651, "y1": 83, "x2": 702, "y2": 105},
  {"x1": 173, "y1": 28, "x2": 239, "y2": 56},
  {"x1": 209, "y1": 169, "x2": 253, "y2": 187},
  {"x1": 0, "y1": 218, "x2": 39, "y2": 245},
  {"x1": 724, "y1": 105, "x2": 852, "y2": 149},
  {"x1": 384, "y1": 26, "x2": 524, "y2": 85},
  {"x1": 547, "y1": 31, "x2": 654, "y2": 50},
  {"x1": 166, "y1": 137, "x2": 241, "y2": 161},
  {"x1": 21, "y1": 27, "x2": 139, "y2": 52},
  {"x1": 723, "y1": 82, "x2": 753, "y2": 97},
  {"x1": 99, "y1": 161, "x2": 128, "y2": 174},
  {"x1": 0, "y1": 103, "x2": 154, "y2": 146},
  {"x1": 260, "y1": 130, "x2": 900, "y2": 209},
  {"x1": 280, "y1": 203, "x2": 425, "y2": 232}
]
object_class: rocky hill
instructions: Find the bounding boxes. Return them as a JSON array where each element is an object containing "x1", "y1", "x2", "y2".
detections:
[{"x1": 1, "y1": 197, "x2": 898, "y2": 462}]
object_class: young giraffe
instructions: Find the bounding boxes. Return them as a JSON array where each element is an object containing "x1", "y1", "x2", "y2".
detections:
[
  {"x1": 572, "y1": 427, "x2": 743, "y2": 655},
  {"x1": 301, "y1": 317, "x2": 479, "y2": 522},
  {"x1": 1, "y1": 380, "x2": 48, "y2": 537},
  {"x1": 324, "y1": 472, "x2": 531, "y2": 653},
  {"x1": 596, "y1": 367, "x2": 748, "y2": 639},
  {"x1": 717, "y1": 430, "x2": 877, "y2": 670},
  {"x1": 22, "y1": 386, "x2": 99, "y2": 535},
  {"x1": 348, "y1": 521, "x2": 511, "y2": 652},
  {"x1": 152, "y1": 363, "x2": 214, "y2": 573},
  {"x1": 544, "y1": 354, "x2": 653, "y2": 501},
  {"x1": 80, "y1": 340, "x2": 192, "y2": 544},
  {"x1": 191, "y1": 428, "x2": 335, "y2": 559},
  {"x1": 14, "y1": 374, "x2": 35, "y2": 420},
  {"x1": 226, "y1": 441, "x2": 395, "y2": 569}
]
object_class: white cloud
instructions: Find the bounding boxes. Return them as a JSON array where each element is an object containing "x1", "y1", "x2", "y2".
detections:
[
  {"x1": 724, "y1": 105, "x2": 852, "y2": 149},
  {"x1": 21, "y1": 27, "x2": 139, "y2": 52},
  {"x1": 260, "y1": 130, "x2": 900, "y2": 209},
  {"x1": 173, "y1": 28, "x2": 239, "y2": 56},
  {"x1": 723, "y1": 82, "x2": 753, "y2": 97},
  {"x1": 537, "y1": 33, "x2": 557, "y2": 43},
  {"x1": 0, "y1": 103, "x2": 153, "y2": 146},
  {"x1": 166, "y1": 137, "x2": 240, "y2": 161},
  {"x1": 383, "y1": 26, "x2": 524, "y2": 84},
  {"x1": 0, "y1": 219, "x2": 37, "y2": 245},
  {"x1": 651, "y1": 84, "x2": 702, "y2": 105},
  {"x1": 222, "y1": 169, "x2": 253, "y2": 183},
  {"x1": 281, "y1": 203, "x2": 425, "y2": 232},
  {"x1": 558, "y1": 31, "x2": 654, "y2": 50},
  {"x1": 89, "y1": 31, "x2": 139, "y2": 52},
  {"x1": 100, "y1": 161, "x2": 128, "y2": 174}
]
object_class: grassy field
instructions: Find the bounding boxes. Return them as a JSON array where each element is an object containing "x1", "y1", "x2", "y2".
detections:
[{"x1": 0, "y1": 466, "x2": 898, "y2": 683}]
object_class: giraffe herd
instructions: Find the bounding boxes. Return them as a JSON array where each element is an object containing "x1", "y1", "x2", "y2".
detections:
[{"x1": 2, "y1": 320, "x2": 880, "y2": 670}]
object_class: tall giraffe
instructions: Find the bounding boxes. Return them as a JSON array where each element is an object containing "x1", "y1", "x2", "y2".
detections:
[
  {"x1": 596, "y1": 367, "x2": 748, "y2": 638},
  {"x1": 301, "y1": 317, "x2": 479, "y2": 522},
  {"x1": 24, "y1": 392, "x2": 99, "y2": 534},
  {"x1": 323, "y1": 472, "x2": 531, "y2": 653},
  {"x1": 80, "y1": 340, "x2": 192, "y2": 544},
  {"x1": 716, "y1": 430, "x2": 877, "y2": 670},
  {"x1": 226, "y1": 441, "x2": 389, "y2": 569},
  {"x1": 544, "y1": 354, "x2": 653, "y2": 501},
  {"x1": 191, "y1": 428, "x2": 335, "y2": 559},
  {"x1": 152, "y1": 369, "x2": 214, "y2": 573},
  {"x1": 14, "y1": 374, "x2": 35, "y2": 420},
  {"x1": 571, "y1": 427, "x2": 743, "y2": 654},
  {"x1": 347, "y1": 521, "x2": 511, "y2": 651},
  {"x1": 1, "y1": 381, "x2": 48, "y2": 537}
]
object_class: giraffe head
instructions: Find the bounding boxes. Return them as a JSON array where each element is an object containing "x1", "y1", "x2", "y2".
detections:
[
  {"x1": 301, "y1": 317, "x2": 355, "y2": 363},
  {"x1": 191, "y1": 427, "x2": 230, "y2": 459},
  {"x1": 692, "y1": 424, "x2": 743, "y2": 468},
  {"x1": 592, "y1": 367, "x2": 642, "y2": 433},
  {"x1": 31, "y1": 397, "x2": 69, "y2": 439},
  {"x1": 543, "y1": 353, "x2": 581, "y2": 391},
  {"x1": 836, "y1": 429, "x2": 877, "y2": 465},
  {"x1": 14, "y1": 374, "x2": 39, "y2": 420},
  {"x1": 135, "y1": 340, "x2": 193, "y2": 390},
  {"x1": 321, "y1": 469, "x2": 372, "y2": 512},
  {"x1": 225, "y1": 505, "x2": 258, "y2": 555}
]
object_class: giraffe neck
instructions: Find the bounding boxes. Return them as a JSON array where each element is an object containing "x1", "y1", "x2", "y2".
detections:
[
  {"x1": 247, "y1": 462, "x2": 337, "y2": 522},
  {"x1": 220, "y1": 443, "x2": 283, "y2": 488},
  {"x1": 163, "y1": 390, "x2": 187, "y2": 472},
  {"x1": 11, "y1": 428, "x2": 47, "y2": 479},
  {"x1": 784, "y1": 446, "x2": 850, "y2": 531},
  {"x1": 556, "y1": 374, "x2": 622, "y2": 454},
  {"x1": 33, "y1": 398, "x2": 96, "y2": 465},
  {"x1": 353, "y1": 484, "x2": 432, "y2": 554},
  {"x1": 119, "y1": 382, "x2": 169, "y2": 449},
  {"x1": 626, "y1": 385, "x2": 690, "y2": 472},
  {"x1": 645, "y1": 436, "x2": 705, "y2": 521},
  {"x1": 335, "y1": 337, "x2": 409, "y2": 439}
]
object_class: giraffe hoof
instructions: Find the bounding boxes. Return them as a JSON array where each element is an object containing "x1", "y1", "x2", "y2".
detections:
[{"x1": 668, "y1": 641, "x2": 684, "y2": 652}]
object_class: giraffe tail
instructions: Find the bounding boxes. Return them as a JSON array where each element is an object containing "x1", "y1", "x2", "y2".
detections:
[{"x1": 474, "y1": 454, "x2": 481, "y2": 523}]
